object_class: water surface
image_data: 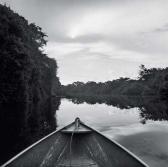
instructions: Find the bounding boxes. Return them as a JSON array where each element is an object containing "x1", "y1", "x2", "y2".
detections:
[{"x1": 57, "y1": 98, "x2": 168, "y2": 167}]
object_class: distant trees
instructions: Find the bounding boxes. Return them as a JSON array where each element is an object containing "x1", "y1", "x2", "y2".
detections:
[
  {"x1": 160, "y1": 74, "x2": 168, "y2": 100},
  {"x1": 62, "y1": 65, "x2": 168, "y2": 98}
]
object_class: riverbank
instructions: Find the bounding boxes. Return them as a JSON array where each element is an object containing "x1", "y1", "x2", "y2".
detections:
[{"x1": 0, "y1": 5, "x2": 61, "y2": 165}]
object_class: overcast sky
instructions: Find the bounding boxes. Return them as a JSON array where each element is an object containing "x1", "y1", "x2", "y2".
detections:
[{"x1": 1, "y1": 0, "x2": 168, "y2": 84}]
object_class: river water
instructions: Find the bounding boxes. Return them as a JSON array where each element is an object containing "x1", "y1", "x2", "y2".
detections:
[{"x1": 56, "y1": 98, "x2": 168, "y2": 167}]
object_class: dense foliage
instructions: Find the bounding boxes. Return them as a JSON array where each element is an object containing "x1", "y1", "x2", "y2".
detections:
[
  {"x1": 0, "y1": 4, "x2": 61, "y2": 103},
  {"x1": 62, "y1": 65, "x2": 168, "y2": 98},
  {"x1": 0, "y1": 4, "x2": 61, "y2": 164}
]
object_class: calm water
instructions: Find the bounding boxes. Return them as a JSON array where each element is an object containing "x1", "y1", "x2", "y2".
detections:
[
  {"x1": 56, "y1": 98, "x2": 168, "y2": 167},
  {"x1": 0, "y1": 97, "x2": 61, "y2": 165}
]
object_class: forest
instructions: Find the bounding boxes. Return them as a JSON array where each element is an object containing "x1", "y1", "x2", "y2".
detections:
[
  {"x1": 62, "y1": 64, "x2": 168, "y2": 98},
  {"x1": 0, "y1": 4, "x2": 61, "y2": 164},
  {"x1": 0, "y1": 4, "x2": 61, "y2": 103}
]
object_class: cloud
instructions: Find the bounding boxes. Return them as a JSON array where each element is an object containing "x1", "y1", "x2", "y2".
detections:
[
  {"x1": 45, "y1": 41, "x2": 149, "y2": 84},
  {"x1": 152, "y1": 24, "x2": 168, "y2": 33},
  {"x1": 2, "y1": 0, "x2": 168, "y2": 84}
]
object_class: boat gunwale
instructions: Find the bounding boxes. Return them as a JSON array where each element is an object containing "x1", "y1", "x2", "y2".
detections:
[
  {"x1": 1, "y1": 123, "x2": 74, "y2": 167},
  {"x1": 79, "y1": 121, "x2": 150, "y2": 167},
  {"x1": 1, "y1": 120, "x2": 150, "y2": 167}
]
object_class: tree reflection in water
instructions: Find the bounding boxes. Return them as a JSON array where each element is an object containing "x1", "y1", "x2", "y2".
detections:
[
  {"x1": 1, "y1": 95, "x2": 168, "y2": 165},
  {"x1": 66, "y1": 95, "x2": 168, "y2": 123},
  {"x1": 0, "y1": 97, "x2": 61, "y2": 165}
]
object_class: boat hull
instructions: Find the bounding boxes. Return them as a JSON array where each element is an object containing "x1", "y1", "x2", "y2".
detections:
[{"x1": 2, "y1": 119, "x2": 149, "y2": 167}]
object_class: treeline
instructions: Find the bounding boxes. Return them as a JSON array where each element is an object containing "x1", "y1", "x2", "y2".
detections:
[{"x1": 62, "y1": 65, "x2": 168, "y2": 98}]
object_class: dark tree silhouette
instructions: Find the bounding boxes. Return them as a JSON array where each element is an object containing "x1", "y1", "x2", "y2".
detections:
[
  {"x1": 62, "y1": 65, "x2": 168, "y2": 97},
  {"x1": 0, "y1": 4, "x2": 61, "y2": 165}
]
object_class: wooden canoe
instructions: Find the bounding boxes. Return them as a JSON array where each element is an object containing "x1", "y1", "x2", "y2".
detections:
[{"x1": 2, "y1": 118, "x2": 149, "y2": 167}]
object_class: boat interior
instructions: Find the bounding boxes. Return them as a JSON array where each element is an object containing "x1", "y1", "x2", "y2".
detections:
[{"x1": 2, "y1": 118, "x2": 148, "y2": 167}]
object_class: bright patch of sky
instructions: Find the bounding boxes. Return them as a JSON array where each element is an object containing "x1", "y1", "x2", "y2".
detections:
[{"x1": 1, "y1": 0, "x2": 168, "y2": 84}]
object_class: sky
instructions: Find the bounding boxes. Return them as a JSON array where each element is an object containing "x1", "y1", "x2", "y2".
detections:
[{"x1": 1, "y1": 0, "x2": 168, "y2": 84}]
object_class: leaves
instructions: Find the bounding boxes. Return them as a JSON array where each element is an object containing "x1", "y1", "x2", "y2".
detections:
[
  {"x1": 0, "y1": 4, "x2": 60, "y2": 102},
  {"x1": 62, "y1": 65, "x2": 168, "y2": 97}
]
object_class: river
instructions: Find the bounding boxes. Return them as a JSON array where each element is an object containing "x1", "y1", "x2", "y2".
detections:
[
  {"x1": 1, "y1": 96, "x2": 168, "y2": 166},
  {"x1": 56, "y1": 97, "x2": 168, "y2": 167}
]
